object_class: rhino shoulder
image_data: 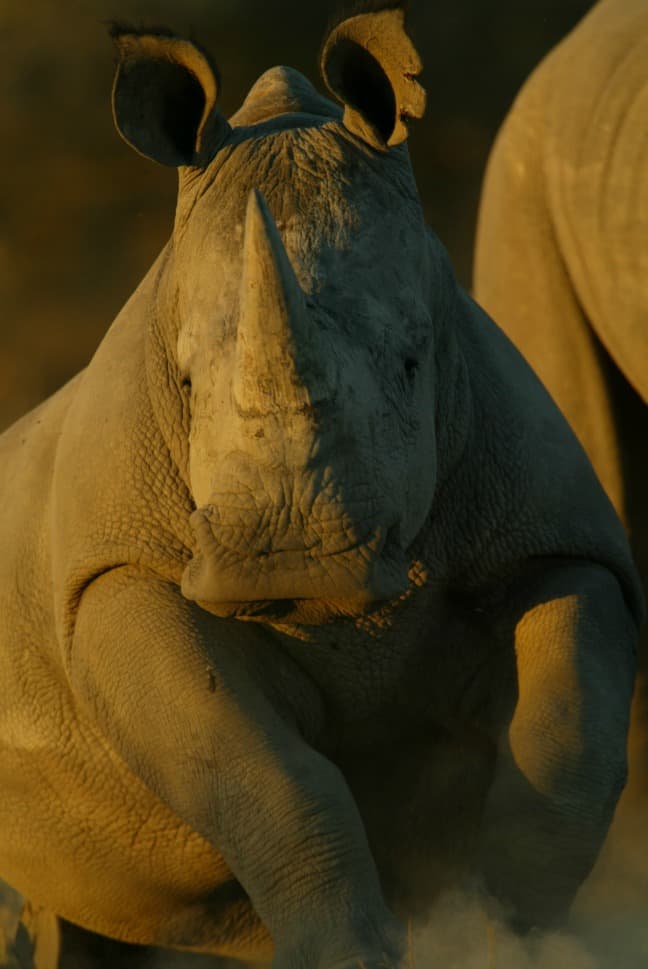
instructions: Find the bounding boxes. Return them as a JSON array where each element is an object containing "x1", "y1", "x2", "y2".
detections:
[
  {"x1": 439, "y1": 290, "x2": 644, "y2": 625},
  {"x1": 48, "y1": 250, "x2": 193, "y2": 647},
  {"x1": 0, "y1": 372, "x2": 83, "y2": 535}
]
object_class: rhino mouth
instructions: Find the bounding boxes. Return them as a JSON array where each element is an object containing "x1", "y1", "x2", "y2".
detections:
[{"x1": 181, "y1": 506, "x2": 410, "y2": 620}]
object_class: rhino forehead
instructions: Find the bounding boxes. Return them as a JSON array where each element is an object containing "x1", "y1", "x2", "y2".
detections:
[{"x1": 175, "y1": 122, "x2": 425, "y2": 293}]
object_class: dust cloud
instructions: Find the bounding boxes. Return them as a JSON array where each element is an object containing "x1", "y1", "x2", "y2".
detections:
[
  {"x1": 408, "y1": 797, "x2": 648, "y2": 969},
  {"x1": 411, "y1": 892, "x2": 597, "y2": 969},
  {"x1": 408, "y1": 886, "x2": 645, "y2": 969}
]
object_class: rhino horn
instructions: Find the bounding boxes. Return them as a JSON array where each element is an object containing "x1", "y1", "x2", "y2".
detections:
[{"x1": 234, "y1": 189, "x2": 331, "y2": 416}]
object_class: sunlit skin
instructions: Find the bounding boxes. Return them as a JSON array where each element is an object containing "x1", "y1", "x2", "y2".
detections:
[{"x1": 0, "y1": 4, "x2": 643, "y2": 967}]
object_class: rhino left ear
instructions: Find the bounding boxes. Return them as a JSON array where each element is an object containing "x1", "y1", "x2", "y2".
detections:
[
  {"x1": 320, "y1": 1, "x2": 426, "y2": 150},
  {"x1": 109, "y1": 25, "x2": 231, "y2": 168}
]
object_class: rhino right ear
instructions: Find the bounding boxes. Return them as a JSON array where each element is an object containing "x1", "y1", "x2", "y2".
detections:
[
  {"x1": 320, "y1": 1, "x2": 426, "y2": 151},
  {"x1": 109, "y1": 25, "x2": 231, "y2": 168}
]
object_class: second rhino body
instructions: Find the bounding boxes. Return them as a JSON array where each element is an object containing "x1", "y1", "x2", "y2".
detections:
[
  {"x1": 0, "y1": 7, "x2": 642, "y2": 968},
  {"x1": 474, "y1": 0, "x2": 648, "y2": 906}
]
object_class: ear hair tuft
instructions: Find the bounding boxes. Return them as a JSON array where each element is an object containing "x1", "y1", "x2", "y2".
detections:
[
  {"x1": 324, "y1": 0, "x2": 410, "y2": 40},
  {"x1": 106, "y1": 22, "x2": 222, "y2": 90},
  {"x1": 106, "y1": 21, "x2": 179, "y2": 41}
]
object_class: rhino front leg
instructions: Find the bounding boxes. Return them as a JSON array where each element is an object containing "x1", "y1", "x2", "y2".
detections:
[
  {"x1": 482, "y1": 563, "x2": 637, "y2": 930},
  {"x1": 481, "y1": 562, "x2": 638, "y2": 929},
  {"x1": 68, "y1": 567, "x2": 402, "y2": 969}
]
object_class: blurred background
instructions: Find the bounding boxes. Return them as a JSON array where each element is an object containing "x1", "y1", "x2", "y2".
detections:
[
  {"x1": 0, "y1": 0, "x2": 595, "y2": 430},
  {"x1": 3, "y1": 5, "x2": 647, "y2": 966}
]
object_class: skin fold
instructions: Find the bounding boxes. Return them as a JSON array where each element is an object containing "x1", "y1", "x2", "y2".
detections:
[
  {"x1": 474, "y1": 0, "x2": 648, "y2": 909},
  {"x1": 0, "y1": 5, "x2": 643, "y2": 967}
]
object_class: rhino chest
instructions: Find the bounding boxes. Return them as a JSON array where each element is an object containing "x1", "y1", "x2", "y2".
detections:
[
  {"x1": 338, "y1": 721, "x2": 497, "y2": 914},
  {"x1": 275, "y1": 588, "x2": 501, "y2": 748},
  {"x1": 285, "y1": 597, "x2": 502, "y2": 911}
]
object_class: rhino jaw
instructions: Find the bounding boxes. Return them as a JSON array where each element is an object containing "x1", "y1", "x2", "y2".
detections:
[{"x1": 180, "y1": 507, "x2": 410, "y2": 620}]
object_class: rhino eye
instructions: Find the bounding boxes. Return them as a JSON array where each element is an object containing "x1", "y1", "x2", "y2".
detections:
[{"x1": 404, "y1": 356, "x2": 419, "y2": 381}]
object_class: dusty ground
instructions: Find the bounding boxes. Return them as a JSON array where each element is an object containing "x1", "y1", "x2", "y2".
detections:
[{"x1": 3, "y1": 828, "x2": 648, "y2": 969}]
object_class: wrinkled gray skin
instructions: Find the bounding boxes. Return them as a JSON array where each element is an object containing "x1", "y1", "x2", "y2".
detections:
[
  {"x1": 0, "y1": 8, "x2": 643, "y2": 969},
  {"x1": 474, "y1": 0, "x2": 648, "y2": 884}
]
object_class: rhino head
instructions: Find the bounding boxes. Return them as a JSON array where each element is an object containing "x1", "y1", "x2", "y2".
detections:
[{"x1": 110, "y1": 6, "x2": 451, "y2": 623}]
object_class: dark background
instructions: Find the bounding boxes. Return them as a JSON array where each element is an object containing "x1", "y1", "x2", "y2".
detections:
[{"x1": 0, "y1": 0, "x2": 594, "y2": 429}]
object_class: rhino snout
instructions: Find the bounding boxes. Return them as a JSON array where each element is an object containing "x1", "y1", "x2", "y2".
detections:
[{"x1": 181, "y1": 504, "x2": 409, "y2": 614}]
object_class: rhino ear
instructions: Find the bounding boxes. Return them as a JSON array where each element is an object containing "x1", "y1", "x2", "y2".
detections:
[
  {"x1": 109, "y1": 24, "x2": 231, "y2": 168},
  {"x1": 320, "y1": 1, "x2": 426, "y2": 150}
]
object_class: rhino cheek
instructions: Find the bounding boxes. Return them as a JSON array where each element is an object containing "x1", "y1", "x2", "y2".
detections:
[
  {"x1": 407, "y1": 465, "x2": 436, "y2": 546},
  {"x1": 396, "y1": 359, "x2": 438, "y2": 547},
  {"x1": 403, "y1": 428, "x2": 437, "y2": 547},
  {"x1": 188, "y1": 413, "x2": 224, "y2": 512},
  {"x1": 185, "y1": 361, "x2": 248, "y2": 511},
  {"x1": 188, "y1": 417, "x2": 228, "y2": 512},
  {"x1": 370, "y1": 381, "x2": 438, "y2": 551}
]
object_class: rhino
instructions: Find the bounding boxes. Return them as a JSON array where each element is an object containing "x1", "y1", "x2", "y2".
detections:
[
  {"x1": 0, "y1": 3, "x2": 643, "y2": 967},
  {"x1": 474, "y1": 0, "x2": 648, "y2": 894}
]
